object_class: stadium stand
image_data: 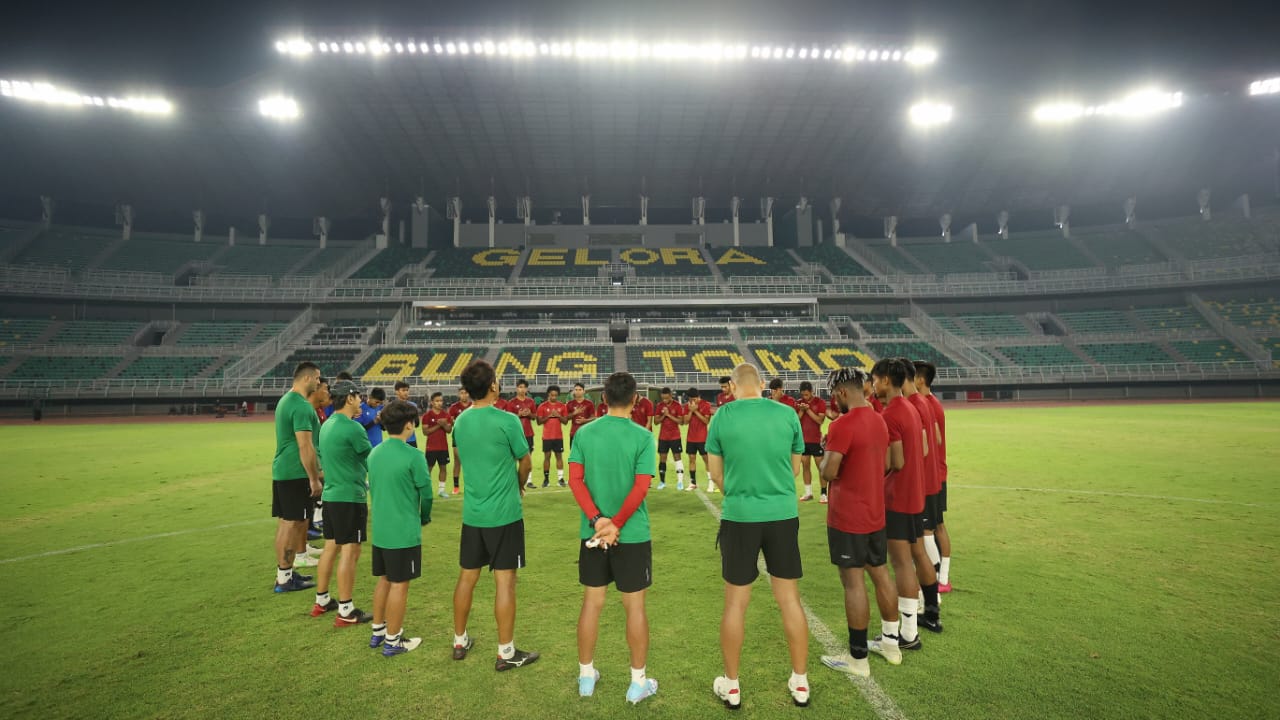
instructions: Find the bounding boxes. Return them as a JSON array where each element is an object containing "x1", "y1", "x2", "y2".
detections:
[
  {"x1": 793, "y1": 244, "x2": 874, "y2": 276},
  {"x1": 427, "y1": 248, "x2": 519, "y2": 279},
  {"x1": 402, "y1": 328, "x2": 499, "y2": 343},
  {"x1": 493, "y1": 346, "x2": 614, "y2": 379},
  {"x1": 715, "y1": 247, "x2": 798, "y2": 277},
  {"x1": 632, "y1": 325, "x2": 733, "y2": 343},
  {"x1": 983, "y1": 231, "x2": 1095, "y2": 271},
  {"x1": 626, "y1": 345, "x2": 746, "y2": 377},
  {"x1": 1151, "y1": 219, "x2": 1274, "y2": 260},
  {"x1": 953, "y1": 314, "x2": 1032, "y2": 337},
  {"x1": 1208, "y1": 297, "x2": 1280, "y2": 330},
  {"x1": 52, "y1": 321, "x2": 142, "y2": 345},
  {"x1": 750, "y1": 343, "x2": 875, "y2": 375},
  {"x1": 507, "y1": 327, "x2": 599, "y2": 342},
  {"x1": 1075, "y1": 228, "x2": 1162, "y2": 267},
  {"x1": 118, "y1": 356, "x2": 219, "y2": 378},
  {"x1": 8, "y1": 356, "x2": 119, "y2": 380},
  {"x1": 627, "y1": 248, "x2": 714, "y2": 277},
  {"x1": 350, "y1": 244, "x2": 432, "y2": 279},
  {"x1": 905, "y1": 241, "x2": 996, "y2": 274},
  {"x1": 14, "y1": 229, "x2": 114, "y2": 270},
  {"x1": 355, "y1": 347, "x2": 487, "y2": 383},
  {"x1": 737, "y1": 323, "x2": 830, "y2": 340},
  {"x1": 0, "y1": 317, "x2": 51, "y2": 346},
  {"x1": 98, "y1": 236, "x2": 219, "y2": 274},
  {"x1": 212, "y1": 244, "x2": 312, "y2": 277},
  {"x1": 311, "y1": 319, "x2": 377, "y2": 346},
  {"x1": 1133, "y1": 306, "x2": 1209, "y2": 332},
  {"x1": 1056, "y1": 310, "x2": 1137, "y2": 335},
  {"x1": 266, "y1": 349, "x2": 362, "y2": 378},
  {"x1": 996, "y1": 344, "x2": 1086, "y2": 366},
  {"x1": 1170, "y1": 340, "x2": 1252, "y2": 363},
  {"x1": 863, "y1": 341, "x2": 960, "y2": 367},
  {"x1": 519, "y1": 248, "x2": 610, "y2": 277},
  {"x1": 1259, "y1": 338, "x2": 1280, "y2": 368},
  {"x1": 175, "y1": 322, "x2": 259, "y2": 346},
  {"x1": 1079, "y1": 342, "x2": 1175, "y2": 365}
]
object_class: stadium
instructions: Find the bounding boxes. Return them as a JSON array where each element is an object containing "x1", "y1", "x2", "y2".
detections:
[{"x1": 1, "y1": 2, "x2": 1277, "y2": 718}]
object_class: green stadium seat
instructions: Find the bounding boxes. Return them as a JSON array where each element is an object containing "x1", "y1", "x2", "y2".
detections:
[
  {"x1": 52, "y1": 321, "x2": 142, "y2": 345},
  {"x1": 748, "y1": 343, "x2": 875, "y2": 375},
  {"x1": 15, "y1": 230, "x2": 114, "y2": 270},
  {"x1": 176, "y1": 322, "x2": 258, "y2": 346},
  {"x1": 1075, "y1": 229, "x2": 1161, "y2": 266},
  {"x1": 214, "y1": 244, "x2": 311, "y2": 277},
  {"x1": 355, "y1": 347, "x2": 487, "y2": 384},
  {"x1": 1079, "y1": 343, "x2": 1174, "y2": 365},
  {"x1": 507, "y1": 327, "x2": 599, "y2": 342},
  {"x1": 350, "y1": 244, "x2": 432, "y2": 279},
  {"x1": 266, "y1": 349, "x2": 362, "y2": 379},
  {"x1": 983, "y1": 231, "x2": 1095, "y2": 271},
  {"x1": 0, "y1": 318, "x2": 51, "y2": 347},
  {"x1": 625, "y1": 247, "x2": 713, "y2": 277},
  {"x1": 1133, "y1": 306, "x2": 1208, "y2": 332},
  {"x1": 626, "y1": 345, "x2": 746, "y2": 377},
  {"x1": 519, "y1": 247, "x2": 609, "y2": 277},
  {"x1": 1208, "y1": 297, "x2": 1280, "y2": 331},
  {"x1": 118, "y1": 356, "x2": 218, "y2": 378},
  {"x1": 402, "y1": 328, "x2": 499, "y2": 343},
  {"x1": 996, "y1": 344, "x2": 1085, "y2": 366},
  {"x1": 633, "y1": 325, "x2": 733, "y2": 343},
  {"x1": 1057, "y1": 311, "x2": 1137, "y2": 334},
  {"x1": 8, "y1": 356, "x2": 119, "y2": 380},
  {"x1": 792, "y1": 244, "x2": 873, "y2": 276},
  {"x1": 99, "y1": 236, "x2": 219, "y2": 274},
  {"x1": 312, "y1": 319, "x2": 378, "y2": 346},
  {"x1": 738, "y1": 324, "x2": 830, "y2": 341},
  {"x1": 904, "y1": 242, "x2": 995, "y2": 274},
  {"x1": 858, "y1": 321, "x2": 916, "y2": 337},
  {"x1": 428, "y1": 248, "x2": 519, "y2": 279},
  {"x1": 954, "y1": 314, "x2": 1031, "y2": 337},
  {"x1": 1151, "y1": 218, "x2": 1273, "y2": 260},
  {"x1": 714, "y1": 247, "x2": 798, "y2": 278},
  {"x1": 864, "y1": 341, "x2": 959, "y2": 367},
  {"x1": 1170, "y1": 340, "x2": 1252, "y2": 364},
  {"x1": 493, "y1": 346, "x2": 614, "y2": 379}
]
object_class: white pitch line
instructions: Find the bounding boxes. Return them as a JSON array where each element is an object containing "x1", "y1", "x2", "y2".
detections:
[
  {"x1": 694, "y1": 488, "x2": 908, "y2": 720},
  {"x1": 0, "y1": 518, "x2": 274, "y2": 565},
  {"x1": 950, "y1": 484, "x2": 1268, "y2": 508}
]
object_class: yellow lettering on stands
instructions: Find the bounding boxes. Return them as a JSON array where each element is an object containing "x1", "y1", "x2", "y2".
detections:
[
  {"x1": 473, "y1": 249, "x2": 520, "y2": 266},
  {"x1": 574, "y1": 249, "x2": 607, "y2": 266},
  {"x1": 546, "y1": 351, "x2": 597, "y2": 377},
  {"x1": 642, "y1": 349, "x2": 686, "y2": 376},
  {"x1": 817, "y1": 348, "x2": 874, "y2": 370},
  {"x1": 528, "y1": 248, "x2": 568, "y2": 266},
  {"x1": 754, "y1": 348, "x2": 823, "y2": 375},
  {"x1": 715, "y1": 248, "x2": 766, "y2": 265},
  {"x1": 660, "y1": 248, "x2": 704, "y2": 265},
  {"x1": 692, "y1": 349, "x2": 746, "y2": 375},
  {"x1": 620, "y1": 248, "x2": 660, "y2": 265},
  {"x1": 419, "y1": 352, "x2": 475, "y2": 382},
  {"x1": 364, "y1": 353, "x2": 419, "y2": 382},
  {"x1": 495, "y1": 351, "x2": 542, "y2": 377}
]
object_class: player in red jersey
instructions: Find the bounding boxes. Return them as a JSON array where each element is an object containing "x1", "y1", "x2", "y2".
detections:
[
  {"x1": 900, "y1": 360, "x2": 943, "y2": 633},
  {"x1": 630, "y1": 392, "x2": 654, "y2": 430},
  {"x1": 536, "y1": 385, "x2": 569, "y2": 487},
  {"x1": 653, "y1": 387, "x2": 686, "y2": 490},
  {"x1": 795, "y1": 381, "x2": 828, "y2": 504},
  {"x1": 913, "y1": 361, "x2": 952, "y2": 592},
  {"x1": 596, "y1": 397, "x2": 609, "y2": 419},
  {"x1": 565, "y1": 382, "x2": 596, "y2": 450},
  {"x1": 869, "y1": 358, "x2": 933, "y2": 654},
  {"x1": 865, "y1": 376, "x2": 885, "y2": 413},
  {"x1": 507, "y1": 379, "x2": 538, "y2": 487},
  {"x1": 715, "y1": 376, "x2": 735, "y2": 407},
  {"x1": 422, "y1": 392, "x2": 454, "y2": 498},
  {"x1": 683, "y1": 387, "x2": 714, "y2": 492},
  {"x1": 769, "y1": 378, "x2": 797, "y2": 409},
  {"x1": 818, "y1": 367, "x2": 901, "y2": 676},
  {"x1": 446, "y1": 387, "x2": 473, "y2": 495}
]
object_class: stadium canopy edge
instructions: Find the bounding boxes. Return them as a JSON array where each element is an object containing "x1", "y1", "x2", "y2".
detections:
[{"x1": 412, "y1": 297, "x2": 820, "y2": 308}]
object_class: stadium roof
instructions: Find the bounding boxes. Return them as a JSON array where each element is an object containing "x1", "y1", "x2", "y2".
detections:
[{"x1": 0, "y1": 1, "x2": 1277, "y2": 227}]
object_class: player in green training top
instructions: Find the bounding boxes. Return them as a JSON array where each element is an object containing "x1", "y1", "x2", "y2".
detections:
[
  {"x1": 367, "y1": 400, "x2": 433, "y2": 657},
  {"x1": 706, "y1": 363, "x2": 810, "y2": 709},
  {"x1": 312, "y1": 379, "x2": 375, "y2": 627},
  {"x1": 567, "y1": 371, "x2": 659, "y2": 704},
  {"x1": 271, "y1": 361, "x2": 322, "y2": 594},
  {"x1": 450, "y1": 359, "x2": 539, "y2": 671}
]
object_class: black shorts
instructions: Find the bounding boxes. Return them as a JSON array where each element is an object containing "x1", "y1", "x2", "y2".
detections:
[
  {"x1": 425, "y1": 450, "x2": 450, "y2": 468},
  {"x1": 938, "y1": 483, "x2": 948, "y2": 513},
  {"x1": 921, "y1": 493, "x2": 944, "y2": 530},
  {"x1": 718, "y1": 517, "x2": 803, "y2": 585},
  {"x1": 371, "y1": 545, "x2": 422, "y2": 583},
  {"x1": 686, "y1": 441, "x2": 707, "y2": 456},
  {"x1": 803, "y1": 442, "x2": 824, "y2": 457},
  {"x1": 271, "y1": 478, "x2": 313, "y2": 521},
  {"x1": 885, "y1": 510, "x2": 924, "y2": 542},
  {"x1": 525, "y1": 435, "x2": 535, "y2": 453},
  {"x1": 321, "y1": 501, "x2": 368, "y2": 545},
  {"x1": 827, "y1": 526, "x2": 888, "y2": 568},
  {"x1": 542, "y1": 439, "x2": 564, "y2": 454},
  {"x1": 579, "y1": 540, "x2": 653, "y2": 593},
  {"x1": 459, "y1": 519, "x2": 526, "y2": 571},
  {"x1": 657, "y1": 439, "x2": 683, "y2": 455}
]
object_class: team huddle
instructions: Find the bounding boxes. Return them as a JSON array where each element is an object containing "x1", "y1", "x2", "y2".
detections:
[{"x1": 267, "y1": 354, "x2": 955, "y2": 708}]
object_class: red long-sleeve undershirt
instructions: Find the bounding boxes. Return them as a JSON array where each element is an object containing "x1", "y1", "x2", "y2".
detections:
[{"x1": 569, "y1": 462, "x2": 652, "y2": 530}]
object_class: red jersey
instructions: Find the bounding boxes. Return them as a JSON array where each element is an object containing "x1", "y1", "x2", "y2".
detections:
[
  {"x1": 824, "y1": 406, "x2": 890, "y2": 534},
  {"x1": 869, "y1": 395, "x2": 885, "y2": 413},
  {"x1": 774, "y1": 394, "x2": 798, "y2": 410},
  {"x1": 507, "y1": 396, "x2": 537, "y2": 437},
  {"x1": 716, "y1": 391, "x2": 734, "y2": 407},
  {"x1": 685, "y1": 399, "x2": 713, "y2": 443},
  {"x1": 493, "y1": 397, "x2": 508, "y2": 412},
  {"x1": 881, "y1": 396, "x2": 926, "y2": 514},
  {"x1": 537, "y1": 400, "x2": 568, "y2": 441},
  {"x1": 926, "y1": 394, "x2": 947, "y2": 483},
  {"x1": 795, "y1": 395, "x2": 827, "y2": 444},
  {"x1": 654, "y1": 399, "x2": 685, "y2": 441},
  {"x1": 565, "y1": 398, "x2": 595, "y2": 436},
  {"x1": 631, "y1": 396, "x2": 654, "y2": 428},
  {"x1": 448, "y1": 400, "x2": 472, "y2": 422},
  {"x1": 422, "y1": 408, "x2": 451, "y2": 452},
  {"x1": 907, "y1": 394, "x2": 941, "y2": 496},
  {"x1": 596, "y1": 401, "x2": 608, "y2": 418}
]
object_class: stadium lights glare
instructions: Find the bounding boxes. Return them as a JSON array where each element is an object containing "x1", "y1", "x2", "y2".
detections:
[
  {"x1": 258, "y1": 95, "x2": 300, "y2": 120},
  {"x1": 0, "y1": 79, "x2": 172, "y2": 115},
  {"x1": 1032, "y1": 88, "x2": 1183, "y2": 124},
  {"x1": 908, "y1": 100, "x2": 953, "y2": 127},
  {"x1": 272, "y1": 35, "x2": 938, "y2": 67},
  {"x1": 1249, "y1": 77, "x2": 1280, "y2": 96}
]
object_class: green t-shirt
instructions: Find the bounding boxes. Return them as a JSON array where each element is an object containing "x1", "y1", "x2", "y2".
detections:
[
  {"x1": 705, "y1": 397, "x2": 805, "y2": 523},
  {"x1": 568, "y1": 415, "x2": 658, "y2": 543},
  {"x1": 272, "y1": 390, "x2": 320, "y2": 481},
  {"x1": 453, "y1": 405, "x2": 530, "y2": 528},
  {"x1": 319, "y1": 412, "x2": 373, "y2": 504},
  {"x1": 368, "y1": 438, "x2": 432, "y2": 549}
]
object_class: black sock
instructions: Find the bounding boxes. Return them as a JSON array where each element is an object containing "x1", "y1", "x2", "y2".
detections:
[
  {"x1": 934, "y1": 562, "x2": 940, "y2": 574},
  {"x1": 690, "y1": 471, "x2": 697, "y2": 483},
  {"x1": 543, "y1": 471, "x2": 549, "y2": 483},
  {"x1": 848, "y1": 627, "x2": 869, "y2": 659},
  {"x1": 659, "y1": 463, "x2": 667, "y2": 482},
  {"x1": 923, "y1": 582, "x2": 940, "y2": 613},
  {"x1": 453, "y1": 478, "x2": 460, "y2": 488}
]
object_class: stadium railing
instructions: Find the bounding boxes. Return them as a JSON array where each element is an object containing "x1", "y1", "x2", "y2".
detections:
[
  {"x1": 221, "y1": 308, "x2": 314, "y2": 380},
  {"x1": 909, "y1": 306, "x2": 996, "y2": 367}
]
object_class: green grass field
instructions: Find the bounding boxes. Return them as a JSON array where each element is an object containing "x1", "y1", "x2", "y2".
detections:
[{"x1": 2, "y1": 402, "x2": 1278, "y2": 720}]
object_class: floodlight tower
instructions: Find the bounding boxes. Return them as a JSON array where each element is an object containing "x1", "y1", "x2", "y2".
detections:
[
  {"x1": 1053, "y1": 205, "x2": 1070, "y2": 238},
  {"x1": 379, "y1": 197, "x2": 392, "y2": 240},
  {"x1": 884, "y1": 215, "x2": 898, "y2": 246},
  {"x1": 40, "y1": 195, "x2": 54, "y2": 229},
  {"x1": 692, "y1": 196, "x2": 706, "y2": 226},
  {"x1": 487, "y1": 196, "x2": 497, "y2": 248},
  {"x1": 731, "y1": 196, "x2": 741, "y2": 246},
  {"x1": 313, "y1": 216, "x2": 330, "y2": 248},
  {"x1": 1198, "y1": 188, "x2": 1211, "y2": 221},
  {"x1": 447, "y1": 197, "x2": 461, "y2": 247},
  {"x1": 258, "y1": 213, "x2": 270, "y2": 245},
  {"x1": 939, "y1": 213, "x2": 952, "y2": 243},
  {"x1": 115, "y1": 204, "x2": 133, "y2": 241},
  {"x1": 997, "y1": 210, "x2": 1009, "y2": 239},
  {"x1": 1124, "y1": 197, "x2": 1137, "y2": 228},
  {"x1": 582, "y1": 194, "x2": 591, "y2": 226},
  {"x1": 193, "y1": 210, "x2": 204, "y2": 243},
  {"x1": 830, "y1": 198, "x2": 842, "y2": 237},
  {"x1": 761, "y1": 197, "x2": 775, "y2": 246},
  {"x1": 639, "y1": 177, "x2": 649, "y2": 226}
]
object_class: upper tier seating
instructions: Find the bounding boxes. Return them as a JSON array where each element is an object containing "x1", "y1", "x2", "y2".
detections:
[
  {"x1": 863, "y1": 341, "x2": 958, "y2": 367},
  {"x1": 52, "y1": 321, "x2": 142, "y2": 345},
  {"x1": 738, "y1": 324, "x2": 830, "y2": 340},
  {"x1": 997, "y1": 344, "x2": 1085, "y2": 366},
  {"x1": 355, "y1": 347, "x2": 488, "y2": 383},
  {"x1": 1056, "y1": 310, "x2": 1137, "y2": 335},
  {"x1": 1170, "y1": 340, "x2": 1252, "y2": 364},
  {"x1": 1133, "y1": 306, "x2": 1208, "y2": 332},
  {"x1": 1208, "y1": 297, "x2": 1280, "y2": 331},
  {"x1": 749, "y1": 344, "x2": 875, "y2": 375},
  {"x1": 1075, "y1": 229, "x2": 1162, "y2": 267},
  {"x1": 118, "y1": 356, "x2": 218, "y2": 379},
  {"x1": 213, "y1": 244, "x2": 311, "y2": 277},
  {"x1": 311, "y1": 320, "x2": 376, "y2": 346},
  {"x1": 715, "y1": 247, "x2": 798, "y2": 278},
  {"x1": 265, "y1": 349, "x2": 362, "y2": 378},
  {"x1": 176, "y1": 322, "x2": 258, "y2": 346},
  {"x1": 427, "y1": 248, "x2": 519, "y2": 279},
  {"x1": 627, "y1": 345, "x2": 746, "y2": 377},
  {"x1": 983, "y1": 231, "x2": 1095, "y2": 271},
  {"x1": 0, "y1": 318, "x2": 51, "y2": 347},
  {"x1": 8, "y1": 356, "x2": 119, "y2": 380},
  {"x1": 350, "y1": 244, "x2": 432, "y2": 279},
  {"x1": 14, "y1": 230, "x2": 114, "y2": 270},
  {"x1": 904, "y1": 242, "x2": 996, "y2": 275},
  {"x1": 954, "y1": 314, "x2": 1031, "y2": 337},
  {"x1": 520, "y1": 247, "x2": 610, "y2": 277},
  {"x1": 632, "y1": 325, "x2": 734, "y2": 343},
  {"x1": 1079, "y1": 342, "x2": 1175, "y2": 365},
  {"x1": 793, "y1": 244, "x2": 874, "y2": 276},
  {"x1": 492, "y1": 346, "x2": 614, "y2": 379},
  {"x1": 402, "y1": 328, "x2": 499, "y2": 343},
  {"x1": 1152, "y1": 219, "x2": 1274, "y2": 260},
  {"x1": 99, "y1": 236, "x2": 219, "y2": 274},
  {"x1": 506, "y1": 327, "x2": 599, "y2": 342}
]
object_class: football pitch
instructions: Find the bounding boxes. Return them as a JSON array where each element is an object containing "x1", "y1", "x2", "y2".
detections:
[{"x1": 1, "y1": 402, "x2": 1277, "y2": 720}]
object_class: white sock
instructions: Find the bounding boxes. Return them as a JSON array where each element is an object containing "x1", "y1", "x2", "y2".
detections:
[
  {"x1": 918, "y1": 590, "x2": 925, "y2": 610},
  {"x1": 882, "y1": 619, "x2": 900, "y2": 641},
  {"x1": 339, "y1": 600, "x2": 353, "y2": 616},
  {"x1": 498, "y1": 642, "x2": 515, "y2": 659},
  {"x1": 386, "y1": 632, "x2": 401, "y2": 646},
  {"x1": 924, "y1": 535, "x2": 941, "y2": 566},
  {"x1": 675, "y1": 460, "x2": 684, "y2": 475},
  {"x1": 899, "y1": 597, "x2": 918, "y2": 640},
  {"x1": 939, "y1": 557, "x2": 951, "y2": 585},
  {"x1": 804, "y1": 483, "x2": 812, "y2": 494},
  {"x1": 454, "y1": 632, "x2": 469, "y2": 647},
  {"x1": 790, "y1": 671, "x2": 808, "y2": 688},
  {"x1": 631, "y1": 666, "x2": 646, "y2": 683},
  {"x1": 438, "y1": 480, "x2": 445, "y2": 491},
  {"x1": 315, "y1": 591, "x2": 329, "y2": 606},
  {"x1": 314, "y1": 506, "x2": 324, "y2": 524},
  {"x1": 371, "y1": 623, "x2": 386, "y2": 636},
  {"x1": 276, "y1": 567, "x2": 292, "y2": 585},
  {"x1": 580, "y1": 662, "x2": 596, "y2": 678},
  {"x1": 558, "y1": 469, "x2": 564, "y2": 481},
  {"x1": 723, "y1": 676, "x2": 740, "y2": 690}
]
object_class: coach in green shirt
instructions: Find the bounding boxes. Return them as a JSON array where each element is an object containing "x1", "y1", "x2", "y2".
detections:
[
  {"x1": 313, "y1": 379, "x2": 374, "y2": 626},
  {"x1": 450, "y1": 359, "x2": 538, "y2": 671},
  {"x1": 271, "y1": 361, "x2": 322, "y2": 594},
  {"x1": 706, "y1": 363, "x2": 810, "y2": 709}
]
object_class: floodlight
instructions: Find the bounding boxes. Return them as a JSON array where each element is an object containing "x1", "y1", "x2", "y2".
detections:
[
  {"x1": 1248, "y1": 77, "x2": 1280, "y2": 96},
  {"x1": 259, "y1": 95, "x2": 300, "y2": 120},
  {"x1": 483, "y1": 41, "x2": 495, "y2": 54},
  {"x1": 275, "y1": 40, "x2": 287, "y2": 53},
  {"x1": 1032, "y1": 102, "x2": 1085, "y2": 123},
  {"x1": 868, "y1": 50, "x2": 879, "y2": 61},
  {"x1": 891, "y1": 50, "x2": 902, "y2": 61},
  {"x1": 906, "y1": 47, "x2": 938, "y2": 65},
  {"x1": 458, "y1": 41, "x2": 470, "y2": 54},
  {"x1": 909, "y1": 100, "x2": 953, "y2": 127},
  {"x1": 785, "y1": 47, "x2": 795, "y2": 58},
  {"x1": 772, "y1": 47, "x2": 783, "y2": 59},
  {"x1": 799, "y1": 48, "x2": 809, "y2": 59},
  {"x1": 355, "y1": 42, "x2": 366, "y2": 53},
  {"x1": 538, "y1": 43, "x2": 549, "y2": 54},
  {"x1": 823, "y1": 48, "x2": 833, "y2": 59},
  {"x1": 342, "y1": 42, "x2": 354, "y2": 53},
  {"x1": 394, "y1": 42, "x2": 404, "y2": 53},
  {"x1": 855, "y1": 48, "x2": 867, "y2": 60},
  {"x1": 433, "y1": 42, "x2": 443, "y2": 53}
]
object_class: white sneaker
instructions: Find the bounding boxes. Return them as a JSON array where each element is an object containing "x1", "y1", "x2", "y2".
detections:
[
  {"x1": 712, "y1": 676, "x2": 741, "y2": 709},
  {"x1": 304, "y1": 545, "x2": 324, "y2": 558},
  {"x1": 868, "y1": 636, "x2": 903, "y2": 665},
  {"x1": 821, "y1": 653, "x2": 870, "y2": 677},
  {"x1": 657, "y1": 482, "x2": 666, "y2": 490},
  {"x1": 686, "y1": 484, "x2": 697, "y2": 492},
  {"x1": 799, "y1": 493, "x2": 814, "y2": 502},
  {"x1": 708, "y1": 485, "x2": 719, "y2": 494},
  {"x1": 787, "y1": 675, "x2": 810, "y2": 707},
  {"x1": 293, "y1": 553, "x2": 318, "y2": 568}
]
